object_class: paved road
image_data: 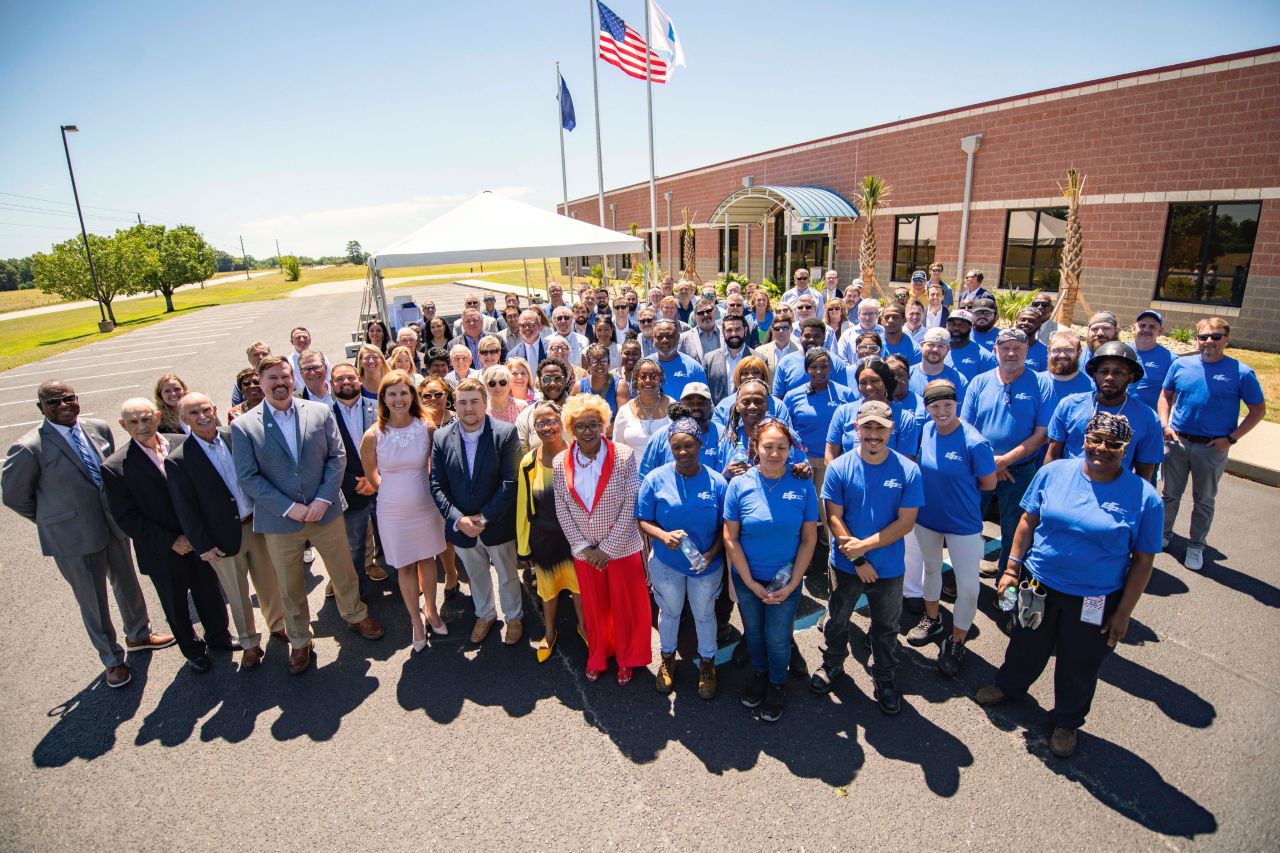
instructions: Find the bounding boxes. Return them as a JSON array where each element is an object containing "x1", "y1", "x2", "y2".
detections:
[{"x1": 0, "y1": 285, "x2": 1276, "y2": 851}]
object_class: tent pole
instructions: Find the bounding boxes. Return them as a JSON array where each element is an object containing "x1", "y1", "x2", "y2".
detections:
[
  {"x1": 785, "y1": 212, "x2": 792, "y2": 289},
  {"x1": 523, "y1": 259, "x2": 531, "y2": 302},
  {"x1": 761, "y1": 216, "x2": 767, "y2": 287},
  {"x1": 826, "y1": 219, "x2": 834, "y2": 280},
  {"x1": 743, "y1": 224, "x2": 750, "y2": 283}
]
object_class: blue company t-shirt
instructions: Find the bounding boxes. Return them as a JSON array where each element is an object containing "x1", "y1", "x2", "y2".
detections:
[
  {"x1": 637, "y1": 420, "x2": 723, "y2": 479},
  {"x1": 917, "y1": 421, "x2": 997, "y2": 535},
  {"x1": 972, "y1": 327, "x2": 999, "y2": 352},
  {"x1": 1020, "y1": 459, "x2": 1164, "y2": 596},
  {"x1": 961, "y1": 368, "x2": 1054, "y2": 456},
  {"x1": 711, "y1": 392, "x2": 791, "y2": 428},
  {"x1": 945, "y1": 340, "x2": 997, "y2": 383},
  {"x1": 1040, "y1": 370, "x2": 1096, "y2": 410},
  {"x1": 637, "y1": 463, "x2": 728, "y2": 577},
  {"x1": 825, "y1": 398, "x2": 922, "y2": 456},
  {"x1": 784, "y1": 382, "x2": 854, "y2": 458},
  {"x1": 821, "y1": 449, "x2": 925, "y2": 578},
  {"x1": 1164, "y1": 355, "x2": 1265, "y2": 438},
  {"x1": 724, "y1": 467, "x2": 819, "y2": 581},
  {"x1": 655, "y1": 352, "x2": 708, "y2": 401},
  {"x1": 1023, "y1": 340, "x2": 1050, "y2": 373},
  {"x1": 717, "y1": 421, "x2": 806, "y2": 472},
  {"x1": 1128, "y1": 344, "x2": 1174, "y2": 412},
  {"x1": 908, "y1": 363, "x2": 970, "y2": 408},
  {"x1": 771, "y1": 349, "x2": 850, "y2": 398},
  {"x1": 882, "y1": 333, "x2": 922, "y2": 365},
  {"x1": 1047, "y1": 393, "x2": 1164, "y2": 470}
]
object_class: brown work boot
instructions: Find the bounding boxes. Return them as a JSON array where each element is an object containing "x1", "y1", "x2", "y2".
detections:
[
  {"x1": 105, "y1": 664, "x2": 132, "y2": 688},
  {"x1": 288, "y1": 642, "x2": 313, "y2": 675},
  {"x1": 349, "y1": 616, "x2": 385, "y2": 640},
  {"x1": 240, "y1": 645, "x2": 265, "y2": 671},
  {"x1": 697, "y1": 658, "x2": 718, "y2": 700},
  {"x1": 655, "y1": 652, "x2": 677, "y2": 693},
  {"x1": 502, "y1": 618, "x2": 524, "y2": 645},
  {"x1": 1049, "y1": 726, "x2": 1078, "y2": 758},
  {"x1": 975, "y1": 684, "x2": 1008, "y2": 706}
]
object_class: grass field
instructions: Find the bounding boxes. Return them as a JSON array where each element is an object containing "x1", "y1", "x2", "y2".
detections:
[{"x1": 0, "y1": 290, "x2": 68, "y2": 313}]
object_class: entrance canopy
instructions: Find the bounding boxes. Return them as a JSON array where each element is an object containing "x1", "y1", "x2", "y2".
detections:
[
  {"x1": 707, "y1": 185, "x2": 859, "y2": 226},
  {"x1": 370, "y1": 191, "x2": 644, "y2": 270}
]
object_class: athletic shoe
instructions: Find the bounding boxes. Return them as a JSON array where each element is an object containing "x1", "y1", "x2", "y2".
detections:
[
  {"x1": 760, "y1": 683, "x2": 786, "y2": 722},
  {"x1": 906, "y1": 615, "x2": 945, "y2": 647},
  {"x1": 937, "y1": 636, "x2": 966, "y2": 678},
  {"x1": 873, "y1": 681, "x2": 901, "y2": 715},
  {"x1": 740, "y1": 671, "x2": 768, "y2": 708},
  {"x1": 807, "y1": 663, "x2": 839, "y2": 695},
  {"x1": 1184, "y1": 546, "x2": 1204, "y2": 571}
]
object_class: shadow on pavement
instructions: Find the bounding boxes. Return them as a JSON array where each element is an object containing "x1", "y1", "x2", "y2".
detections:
[
  {"x1": 1201, "y1": 549, "x2": 1280, "y2": 608},
  {"x1": 1098, "y1": 652, "x2": 1216, "y2": 729},
  {"x1": 33, "y1": 653, "x2": 153, "y2": 768}
]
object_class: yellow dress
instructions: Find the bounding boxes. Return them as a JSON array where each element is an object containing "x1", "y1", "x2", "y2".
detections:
[{"x1": 516, "y1": 449, "x2": 580, "y2": 601}]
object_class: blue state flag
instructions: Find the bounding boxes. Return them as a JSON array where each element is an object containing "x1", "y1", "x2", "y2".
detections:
[{"x1": 559, "y1": 73, "x2": 576, "y2": 132}]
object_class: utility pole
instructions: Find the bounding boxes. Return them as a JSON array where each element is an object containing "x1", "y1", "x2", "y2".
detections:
[
  {"x1": 136, "y1": 213, "x2": 142, "y2": 224},
  {"x1": 59, "y1": 124, "x2": 111, "y2": 332},
  {"x1": 240, "y1": 235, "x2": 251, "y2": 280}
]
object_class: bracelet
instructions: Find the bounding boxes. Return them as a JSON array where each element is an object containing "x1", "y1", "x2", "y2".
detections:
[{"x1": 1006, "y1": 556, "x2": 1025, "y2": 567}]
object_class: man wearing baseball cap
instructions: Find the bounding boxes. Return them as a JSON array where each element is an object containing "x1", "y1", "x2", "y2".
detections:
[
  {"x1": 970, "y1": 297, "x2": 1000, "y2": 352},
  {"x1": 961, "y1": 328, "x2": 1054, "y2": 578},
  {"x1": 1046, "y1": 342, "x2": 1163, "y2": 480},
  {"x1": 944, "y1": 309, "x2": 996, "y2": 384},
  {"x1": 908, "y1": 270, "x2": 929, "y2": 305},
  {"x1": 1128, "y1": 310, "x2": 1174, "y2": 414},
  {"x1": 811, "y1": 400, "x2": 925, "y2": 716},
  {"x1": 638, "y1": 383, "x2": 722, "y2": 478},
  {"x1": 1079, "y1": 311, "x2": 1120, "y2": 372},
  {"x1": 1014, "y1": 308, "x2": 1051, "y2": 372},
  {"x1": 910, "y1": 328, "x2": 970, "y2": 406}
]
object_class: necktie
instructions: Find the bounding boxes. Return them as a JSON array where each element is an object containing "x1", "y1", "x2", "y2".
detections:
[{"x1": 68, "y1": 426, "x2": 102, "y2": 487}]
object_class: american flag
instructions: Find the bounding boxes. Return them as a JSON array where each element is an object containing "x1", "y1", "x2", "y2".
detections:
[{"x1": 597, "y1": 1, "x2": 668, "y2": 83}]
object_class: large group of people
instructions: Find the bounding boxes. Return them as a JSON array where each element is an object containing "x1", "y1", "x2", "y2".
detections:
[{"x1": 1, "y1": 271, "x2": 1266, "y2": 758}]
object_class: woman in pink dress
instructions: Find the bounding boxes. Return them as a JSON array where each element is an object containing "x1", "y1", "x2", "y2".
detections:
[{"x1": 360, "y1": 370, "x2": 448, "y2": 652}]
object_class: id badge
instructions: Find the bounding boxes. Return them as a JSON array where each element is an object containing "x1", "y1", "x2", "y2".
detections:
[{"x1": 1080, "y1": 595, "x2": 1106, "y2": 626}]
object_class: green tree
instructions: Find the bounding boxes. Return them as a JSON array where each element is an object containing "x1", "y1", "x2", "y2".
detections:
[
  {"x1": 280, "y1": 255, "x2": 301, "y2": 281},
  {"x1": 153, "y1": 225, "x2": 216, "y2": 312},
  {"x1": 33, "y1": 231, "x2": 157, "y2": 325},
  {"x1": 0, "y1": 259, "x2": 18, "y2": 291},
  {"x1": 346, "y1": 240, "x2": 366, "y2": 265}
]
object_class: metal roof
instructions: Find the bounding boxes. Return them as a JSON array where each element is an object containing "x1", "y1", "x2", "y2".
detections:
[{"x1": 707, "y1": 185, "x2": 860, "y2": 225}]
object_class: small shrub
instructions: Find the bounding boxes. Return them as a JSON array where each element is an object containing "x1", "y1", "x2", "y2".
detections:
[
  {"x1": 280, "y1": 255, "x2": 301, "y2": 281},
  {"x1": 994, "y1": 288, "x2": 1040, "y2": 326},
  {"x1": 1169, "y1": 326, "x2": 1193, "y2": 344}
]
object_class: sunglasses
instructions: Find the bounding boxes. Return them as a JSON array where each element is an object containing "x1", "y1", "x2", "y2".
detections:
[
  {"x1": 42, "y1": 394, "x2": 79, "y2": 406},
  {"x1": 795, "y1": 276, "x2": 809, "y2": 280},
  {"x1": 638, "y1": 318, "x2": 655, "y2": 325},
  {"x1": 696, "y1": 308, "x2": 715, "y2": 317},
  {"x1": 487, "y1": 379, "x2": 508, "y2": 388},
  {"x1": 421, "y1": 391, "x2": 445, "y2": 400},
  {"x1": 1197, "y1": 332, "x2": 1225, "y2": 341},
  {"x1": 1031, "y1": 301, "x2": 1052, "y2": 308},
  {"x1": 465, "y1": 301, "x2": 479, "y2": 307},
  {"x1": 1084, "y1": 434, "x2": 1128, "y2": 451},
  {"x1": 479, "y1": 348, "x2": 501, "y2": 355}
]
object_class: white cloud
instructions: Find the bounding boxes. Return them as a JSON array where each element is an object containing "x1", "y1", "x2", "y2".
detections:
[{"x1": 240, "y1": 185, "x2": 537, "y2": 258}]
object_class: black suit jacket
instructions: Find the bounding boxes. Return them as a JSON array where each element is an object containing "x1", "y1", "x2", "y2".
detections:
[
  {"x1": 102, "y1": 438, "x2": 200, "y2": 576},
  {"x1": 165, "y1": 427, "x2": 244, "y2": 558},
  {"x1": 429, "y1": 416, "x2": 520, "y2": 548},
  {"x1": 332, "y1": 400, "x2": 373, "y2": 511}
]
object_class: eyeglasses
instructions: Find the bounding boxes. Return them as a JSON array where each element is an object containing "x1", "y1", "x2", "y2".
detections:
[
  {"x1": 613, "y1": 305, "x2": 627, "y2": 311},
  {"x1": 1084, "y1": 434, "x2": 1128, "y2": 451},
  {"x1": 1197, "y1": 332, "x2": 1225, "y2": 341},
  {"x1": 696, "y1": 308, "x2": 715, "y2": 317},
  {"x1": 638, "y1": 318, "x2": 654, "y2": 325},
  {"x1": 774, "y1": 325, "x2": 792, "y2": 332},
  {"x1": 487, "y1": 379, "x2": 508, "y2": 388},
  {"x1": 465, "y1": 301, "x2": 479, "y2": 307},
  {"x1": 479, "y1": 348, "x2": 501, "y2": 355},
  {"x1": 421, "y1": 391, "x2": 445, "y2": 400},
  {"x1": 42, "y1": 394, "x2": 78, "y2": 406},
  {"x1": 586, "y1": 356, "x2": 608, "y2": 365},
  {"x1": 301, "y1": 364, "x2": 326, "y2": 374}
]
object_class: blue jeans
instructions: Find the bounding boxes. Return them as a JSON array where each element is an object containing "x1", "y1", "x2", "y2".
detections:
[
  {"x1": 649, "y1": 555, "x2": 722, "y2": 660},
  {"x1": 342, "y1": 502, "x2": 375, "y2": 594},
  {"x1": 733, "y1": 573, "x2": 801, "y2": 684},
  {"x1": 980, "y1": 459, "x2": 1037, "y2": 573}
]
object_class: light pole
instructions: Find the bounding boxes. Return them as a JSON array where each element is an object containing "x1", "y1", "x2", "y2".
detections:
[
  {"x1": 664, "y1": 191, "x2": 673, "y2": 277},
  {"x1": 609, "y1": 202, "x2": 618, "y2": 281},
  {"x1": 60, "y1": 125, "x2": 112, "y2": 332}
]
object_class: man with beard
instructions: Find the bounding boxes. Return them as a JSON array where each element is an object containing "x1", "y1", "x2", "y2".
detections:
[
  {"x1": 1128, "y1": 310, "x2": 1174, "y2": 413},
  {"x1": 1079, "y1": 311, "x2": 1120, "y2": 371},
  {"x1": 909, "y1": 328, "x2": 970, "y2": 406},
  {"x1": 639, "y1": 384, "x2": 723, "y2": 477},
  {"x1": 943, "y1": 310, "x2": 996, "y2": 384},
  {"x1": 774, "y1": 318, "x2": 851, "y2": 397},
  {"x1": 879, "y1": 303, "x2": 921, "y2": 365},
  {"x1": 680, "y1": 297, "x2": 724, "y2": 361},
  {"x1": 969, "y1": 298, "x2": 1000, "y2": 351},
  {"x1": 1046, "y1": 342, "x2": 1163, "y2": 480},
  {"x1": 571, "y1": 300, "x2": 597, "y2": 343},
  {"x1": 652, "y1": 319, "x2": 708, "y2": 401},
  {"x1": 1014, "y1": 308, "x2": 1050, "y2": 372},
  {"x1": 754, "y1": 316, "x2": 798, "y2": 374},
  {"x1": 1039, "y1": 330, "x2": 1095, "y2": 414},
  {"x1": 702, "y1": 314, "x2": 752, "y2": 403},
  {"x1": 330, "y1": 363, "x2": 384, "y2": 590},
  {"x1": 961, "y1": 329, "x2": 1054, "y2": 579}
]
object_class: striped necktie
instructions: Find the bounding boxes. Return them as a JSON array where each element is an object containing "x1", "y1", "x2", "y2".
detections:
[{"x1": 68, "y1": 426, "x2": 102, "y2": 487}]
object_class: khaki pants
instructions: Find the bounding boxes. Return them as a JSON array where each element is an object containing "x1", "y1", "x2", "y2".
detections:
[
  {"x1": 264, "y1": 517, "x2": 368, "y2": 647},
  {"x1": 211, "y1": 518, "x2": 285, "y2": 650}
]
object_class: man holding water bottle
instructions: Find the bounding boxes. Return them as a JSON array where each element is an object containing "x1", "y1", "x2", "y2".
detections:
[{"x1": 810, "y1": 401, "x2": 925, "y2": 715}]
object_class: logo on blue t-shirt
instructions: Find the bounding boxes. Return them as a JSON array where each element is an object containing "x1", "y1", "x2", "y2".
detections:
[
  {"x1": 944, "y1": 451, "x2": 963, "y2": 462},
  {"x1": 1014, "y1": 392, "x2": 1032, "y2": 401},
  {"x1": 1212, "y1": 374, "x2": 1230, "y2": 382},
  {"x1": 961, "y1": 357, "x2": 976, "y2": 365},
  {"x1": 1100, "y1": 501, "x2": 1126, "y2": 516},
  {"x1": 1144, "y1": 360, "x2": 1160, "y2": 369},
  {"x1": 781, "y1": 490, "x2": 805, "y2": 501},
  {"x1": 882, "y1": 478, "x2": 903, "y2": 489},
  {"x1": 696, "y1": 490, "x2": 713, "y2": 501},
  {"x1": 672, "y1": 370, "x2": 688, "y2": 378}
]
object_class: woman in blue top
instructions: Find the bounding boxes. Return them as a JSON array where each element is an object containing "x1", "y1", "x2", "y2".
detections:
[
  {"x1": 978, "y1": 411, "x2": 1162, "y2": 758},
  {"x1": 747, "y1": 291, "x2": 774, "y2": 345},
  {"x1": 637, "y1": 417, "x2": 728, "y2": 700},
  {"x1": 712, "y1": 356, "x2": 791, "y2": 429},
  {"x1": 908, "y1": 380, "x2": 997, "y2": 677},
  {"x1": 718, "y1": 379, "x2": 809, "y2": 481},
  {"x1": 723, "y1": 419, "x2": 818, "y2": 723},
  {"x1": 579, "y1": 343, "x2": 622, "y2": 420},
  {"x1": 825, "y1": 357, "x2": 919, "y2": 463}
]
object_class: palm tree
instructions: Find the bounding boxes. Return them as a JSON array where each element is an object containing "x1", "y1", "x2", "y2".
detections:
[
  {"x1": 1055, "y1": 169, "x2": 1086, "y2": 325},
  {"x1": 855, "y1": 175, "x2": 892, "y2": 296}
]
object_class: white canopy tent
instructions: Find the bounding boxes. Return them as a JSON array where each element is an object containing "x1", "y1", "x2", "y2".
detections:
[{"x1": 358, "y1": 192, "x2": 645, "y2": 339}]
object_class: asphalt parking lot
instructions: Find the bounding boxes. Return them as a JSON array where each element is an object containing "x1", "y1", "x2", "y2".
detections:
[{"x1": 0, "y1": 284, "x2": 1276, "y2": 851}]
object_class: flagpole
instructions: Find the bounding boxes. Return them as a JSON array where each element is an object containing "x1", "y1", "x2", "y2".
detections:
[
  {"x1": 588, "y1": 0, "x2": 606, "y2": 229},
  {"x1": 557, "y1": 62, "x2": 575, "y2": 291},
  {"x1": 642, "y1": 0, "x2": 658, "y2": 292}
]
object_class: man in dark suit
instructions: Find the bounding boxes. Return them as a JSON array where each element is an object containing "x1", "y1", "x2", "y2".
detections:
[
  {"x1": 702, "y1": 313, "x2": 753, "y2": 404},
  {"x1": 507, "y1": 309, "x2": 549, "y2": 368},
  {"x1": 102, "y1": 398, "x2": 230, "y2": 674},
  {"x1": 330, "y1": 363, "x2": 384, "y2": 590},
  {"x1": 296, "y1": 349, "x2": 333, "y2": 405},
  {"x1": 430, "y1": 377, "x2": 523, "y2": 645},
  {"x1": 166, "y1": 392, "x2": 286, "y2": 671},
  {"x1": 448, "y1": 308, "x2": 503, "y2": 369},
  {"x1": 231, "y1": 355, "x2": 384, "y2": 675},
  {"x1": 2, "y1": 380, "x2": 173, "y2": 688}
]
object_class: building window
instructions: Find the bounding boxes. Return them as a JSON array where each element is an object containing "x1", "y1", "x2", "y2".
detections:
[
  {"x1": 1155, "y1": 203, "x2": 1259, "y2": 306},
  {"x1": 718, "y1": 227, "x2": 740, "y2": 273},
  {"x1": 892, "y1": 214, "x2": 937, "y2": 282},
  {"x1": 1000, "y1": 208, "x2": 1067, "y2": 292}
]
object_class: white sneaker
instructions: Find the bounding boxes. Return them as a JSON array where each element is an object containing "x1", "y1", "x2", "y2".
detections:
[
  {"x1": 303, "y1": 546, "x2": 315, "y2": 564},
  {"x1": 1184, "y1": 546, "x2": 1204, "y2": 572}
]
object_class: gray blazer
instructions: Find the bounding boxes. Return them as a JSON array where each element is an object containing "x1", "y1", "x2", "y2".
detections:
[
  {"x1": 678, "y1": 327, "x2": 722, "y2": 362},
  {"x1": 230, "y1": 398, "x2": 345, "y2": 535},
  {"x1": 2, "y1": 418, "x2": 121, "y2": 557},
  {"x1": 702, "y1": 348, "x2": 751, "y2": 405}
]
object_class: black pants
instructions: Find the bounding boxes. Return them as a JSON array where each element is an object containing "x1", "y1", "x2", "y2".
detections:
[
  {"x1": 820, "y1": 566, "x2": 903, "y2": 684},
  {"x1": 995, "y1": 582, "x2": 1120, "y2": 729},
  {"x1": 148, "y1": 555, "x2": 231, "y2": 660}
]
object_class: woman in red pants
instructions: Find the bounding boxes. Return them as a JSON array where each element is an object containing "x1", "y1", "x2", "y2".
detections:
[{"x1": 552, "y1": 393, "x2": 651, "y2": 685}]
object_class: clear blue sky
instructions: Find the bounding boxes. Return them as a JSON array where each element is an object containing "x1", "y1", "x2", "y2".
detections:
[{"x1": 1, "y1": 0, "x2": 1277, "y2": 261}]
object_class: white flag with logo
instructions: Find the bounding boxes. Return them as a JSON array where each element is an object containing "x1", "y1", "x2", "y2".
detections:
[{"x1": 648, "y1": 0, "x2": 686, "y2": 71}]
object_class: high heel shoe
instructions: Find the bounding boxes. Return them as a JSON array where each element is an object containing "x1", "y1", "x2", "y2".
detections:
[
  {"x1": 427, "y1": 613, "x2": 449, "y2": 636},
  {"x1": 411, "y1": 634, "x2": 428, "y2": 653}
]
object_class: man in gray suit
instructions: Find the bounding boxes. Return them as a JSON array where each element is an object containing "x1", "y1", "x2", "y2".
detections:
[
  {"x1": 230, "y1": 355, "x2": 384, "y2": 675},
  {"x1": 702, "y1": 313, "x2": 752, "y2": 404},
  {"x1": 678, "y1": 297, "x2": 724, "y2": 361},
  {"x1": 2, "y1": 380, "x2": 174, "y2": 688}
]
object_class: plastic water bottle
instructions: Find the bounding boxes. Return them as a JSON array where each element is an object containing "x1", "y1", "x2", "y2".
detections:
[
  {"x1": 678, "y1": 535, "x2": 705, "y2": 573},
  {"x1": 998, "y1": 584, "x2": 1018, "y2": 611},
  {"x1": 765, "y1": 564, "x2": 792, "y2": 594},
  {"x1": 730, "y1": 443, "x2": 749, "y2": 465}
]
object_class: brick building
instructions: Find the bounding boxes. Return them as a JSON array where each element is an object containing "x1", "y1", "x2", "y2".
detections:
[{"x1": 563, "y1": 46, "x2": 1280, "y2": 350}]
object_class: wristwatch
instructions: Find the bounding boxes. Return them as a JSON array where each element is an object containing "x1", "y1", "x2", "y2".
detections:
[{"x1": 1226, "y1": 435, "x2": 1238, "y2": 445}]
